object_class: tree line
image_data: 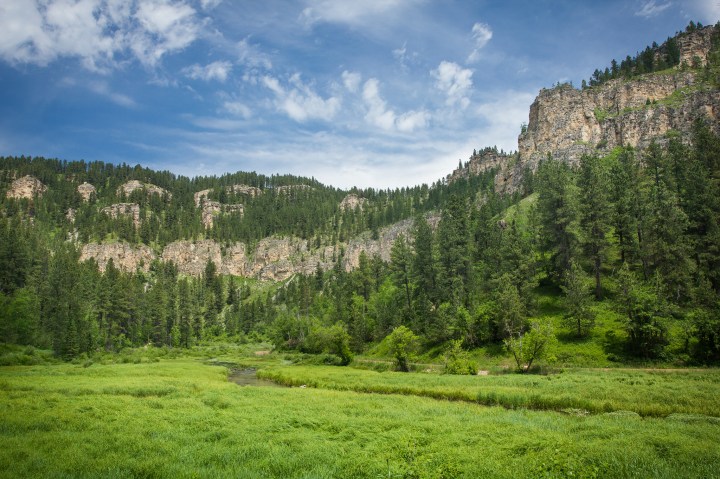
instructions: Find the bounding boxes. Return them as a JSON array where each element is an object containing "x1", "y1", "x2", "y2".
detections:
[{"x1": 1, "y1": 122, "x2": 718, "y2": 365}]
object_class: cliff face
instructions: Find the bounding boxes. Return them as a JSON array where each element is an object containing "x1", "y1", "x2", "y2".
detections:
[
  {"x1": 6, "y1": 175, "x2": 47, "y2": 199},
  {"x1": 339, "y1": 194, "x2": 367, "y2": 212},
  {"x1": 118, "y1": 180, "x2": 171, "y2": 199},
  {"x1": 101, "y1": 203, "x2": 142, "y2": 227},
  {"x1": 517, "y1": 71, "x2": 717, "y2": 170},
  {"x1": 80, "y1": 242, "x2": 155, "y2": 273},
  {"x1": 80, "y1": 213, "x2": 440, "y2": 281},
  {"x1": 77, "y1": 182, "x2": 96, "y2": 202},
  {"x1": 483, "y1": 25, "x2": 720, "y2": 193}
]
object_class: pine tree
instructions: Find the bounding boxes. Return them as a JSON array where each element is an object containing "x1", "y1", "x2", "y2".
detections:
[
  {"x1": 436, "y1": 194, "x2": 472, "y2": 306},
  {"x1": 578, "y1": 154, "x2": 612, "y2": 299},
  {"x1": 534, "y1": 158, "x2": 579, "y2": 284},
  {"x1": 562, "y1": 261, "x2": 596, "y2": 337}
]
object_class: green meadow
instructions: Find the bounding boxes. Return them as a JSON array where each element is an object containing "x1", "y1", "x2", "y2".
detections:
[{"x1": 1, "y1": 350, "x2": 719, "y2": 478}]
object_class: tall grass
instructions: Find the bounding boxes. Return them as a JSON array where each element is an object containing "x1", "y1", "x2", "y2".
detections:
[
  {"x1": 1, "y1": 359, "x2": 719, "y2": 478},
  {"x1": 258, "y1": 365, "x2": 720, "y2": 417}
]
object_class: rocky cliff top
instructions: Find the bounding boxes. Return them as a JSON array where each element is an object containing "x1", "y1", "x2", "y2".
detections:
[
  {"x1": 339, "y1": 194, "x2": 367, "y2": 212},
  {"x1": 77, "y1": 182, "x2": 96, "y2": 202},
  {"x1": 6, "y1": 175, "x2": 47, "y2": 199},
  {"x1": 81, "y1": 212, "x2": 440, "y2": 281},
  {"x1": 118, "y1": 180, "x2": 171, "y2": 199},
  {"x1": 494, "y1": 25, "x2": 720, "y2": 194}
]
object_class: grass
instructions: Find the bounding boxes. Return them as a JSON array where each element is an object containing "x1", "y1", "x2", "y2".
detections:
[
  {"x1": 1, "y1": 358, "x2": 719, "y2": 478},
  {"x1": 258, "y1": 365, "x2": 720, "y2": 418}
]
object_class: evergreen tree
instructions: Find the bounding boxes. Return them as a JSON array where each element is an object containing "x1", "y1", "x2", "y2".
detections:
[
  {"x1": 562, "y1": 261, "x2": 596, "y2": 337},
  {"x1": 534, "y1": 158, "x2": 579, "y2": 283},
  {"x1": 578, "y1": 154, "x2": 612, "y2": 299}
]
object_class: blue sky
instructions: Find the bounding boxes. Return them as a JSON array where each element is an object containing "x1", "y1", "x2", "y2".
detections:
[{"x1": 1, "y1": 1, "x2": 718, "y2": 189}]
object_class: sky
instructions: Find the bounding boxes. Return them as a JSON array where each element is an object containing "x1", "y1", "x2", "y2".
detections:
[{"x1": 0, "y1": 1, "x2": 718, "y2": 189}]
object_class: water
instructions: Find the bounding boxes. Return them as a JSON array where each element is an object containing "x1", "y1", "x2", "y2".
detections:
[{"x1": 228, "y1": 367, "x2": 285, "y2": 388}]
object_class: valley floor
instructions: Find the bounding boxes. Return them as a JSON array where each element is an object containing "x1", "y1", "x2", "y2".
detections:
[{"x1": 1, "y1": 347, "x2": 719, "y2": 478}]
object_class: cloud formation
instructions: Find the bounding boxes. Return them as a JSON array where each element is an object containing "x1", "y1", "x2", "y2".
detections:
[
  {"x1": 0, "y1": 0, "x2": 204, "y2": 71},
  {"x1": 635, "y1": 1, "x2": 672, "y2": 18},
  {"x1": 432, "y1": 61, "x2": 473, "y2": 109},
  {"x1": 263, "y1": 74, "x2": 341, "y2": 122},
  {"x1": 299, "y1": 0, "x2": 418, "y2": 27},
  {"x1": 467, "y1": 22, "x2": 493, "y2": 63},
  {"x1": 362, "y1": 78, "x2": 429, "y2": 132},
  {"x1": 183, "y1": 60, "x2": 232, "y2": 81}
]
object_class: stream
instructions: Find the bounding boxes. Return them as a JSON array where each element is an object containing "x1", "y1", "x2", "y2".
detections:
[{"x1": 227, "y1": 366, "x2": 285, "y2": 388}]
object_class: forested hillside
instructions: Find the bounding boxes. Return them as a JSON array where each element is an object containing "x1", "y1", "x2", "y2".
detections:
[{"x1": 1, "y1": 22, "x2": 719, "y2": 368}]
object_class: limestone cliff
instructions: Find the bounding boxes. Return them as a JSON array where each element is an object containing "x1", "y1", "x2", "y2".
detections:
[
  {"x1": 6, "y1": 175, "x2": 47, "y2": 199},
  {"x1": 101, "y1": 203, "x2": 141, "y2": 227},
  {"x1": 80, "y1": 242, "x2": 155, "y2": 273},
  {"x1": 80, "y1": 213, "x2": 439, "y2": 281},
  {"x1": 446, "y1": 148, "x2": 518, "y2": 194},
  {"x1": 339, "y1": 194, "x2": 367, "y2": 212},
  {"x1": 77, "y1": 182, "x2": 96, "y2": 202},
  {"x1": 117, "y1": 180, "x2": 171, "y2": 199},
  {"x1": 482, "y1": 25, "x2": 720, "y2": 194}
]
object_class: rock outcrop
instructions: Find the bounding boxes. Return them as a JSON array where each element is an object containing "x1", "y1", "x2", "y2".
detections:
[
  {"x1": 446, "y1": 148, "x2": 517, "y2": 192},
  {"x1": 101, "y1": 203, "x2": 141, "y2": 227},
  {"x1": 117, "y1": 180, "x2": 171, "y2": 199},
  {"x1": 675, "y1": 25, "x2": 716, "y2": 67},
  {"x1": 6, "y1": 175, "x2": 47, "y2": 199},
  {"x1": 198, "y1": 200, "x2": 244, "y2": 229},
  {"x1": 193, "y1": 184, "x2": 262, "y2": 208},
  {"x1": 80, "y1": 212, "x2": 439, "y2": 281},
  {"x1": 80, "y1": 242, "x2": 155, "y2": 273},
  {"x1": 77, "y1": 182, "x2": 96, "y2": 202},
  {"x1": 275, "y1": 184, "x2": 313, "y2": 195},
  {"x1": 227, "y1": 184, "x2": 262, "y2": 197},
  {"x1": 339, "y1": 194, "x2": 367, "y2": 212},
  {"x1": 488, "y1": 26, "x2": 720, "y2": 194},
  {"x1": 161, "y1": 240, "x2": 226, "y2": 276}
]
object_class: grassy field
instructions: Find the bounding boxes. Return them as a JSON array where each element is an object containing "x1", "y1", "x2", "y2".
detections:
[
  {"x1": 258, "y1": 365, "x2": 720, "y2": 417},
  {"x1": 1, "y1": 354, "x2": 720, "y2": 478}
]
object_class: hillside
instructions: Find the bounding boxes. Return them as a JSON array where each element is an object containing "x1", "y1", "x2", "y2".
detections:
[
  {"x1": 449, "y1": 23, "x2": 720, "y2": 194},
  {"x1": 1, "y1": 22, "x2": 719, "y2": 367}
]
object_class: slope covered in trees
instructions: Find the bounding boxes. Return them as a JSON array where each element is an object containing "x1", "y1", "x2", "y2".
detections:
[
  {"x1": 2, "y1": 23, "x2": 720, "y2": 369},
  {"x1": 1, "y1": 120, "x2": 719, "y2": 366}
]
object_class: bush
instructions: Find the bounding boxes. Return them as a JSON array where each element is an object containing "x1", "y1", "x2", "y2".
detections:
[
  {"x1": 443, "y1": 340, "x2": 477, "y2": 375},
  {"x1": 386, "y1": 326, "x2": 419, "y2": 372}
]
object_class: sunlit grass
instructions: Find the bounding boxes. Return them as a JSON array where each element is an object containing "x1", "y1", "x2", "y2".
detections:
[
  {"x1": 258, "y1": 365, "x2": 720, "y2": 418},
  {"x1": 1, "y1": 358, "x2": 719, "y2": 478}
]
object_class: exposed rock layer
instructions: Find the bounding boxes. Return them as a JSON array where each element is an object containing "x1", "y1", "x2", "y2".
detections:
[
  {"x1": 118, "y1": 180, "x2": 171, "y2": 199},
  {"x1": 6, "y1": 175, "x2": 47, "y2": 199},
  {"x1": 81, "y1": 213, "x2": 440, "y2": 281},
  {"x1": 77, "y1": 182, "x2": 96, "y2": 202},
  {"x1": 101, "y1": 203, "x2": 141, "y2": 227}
]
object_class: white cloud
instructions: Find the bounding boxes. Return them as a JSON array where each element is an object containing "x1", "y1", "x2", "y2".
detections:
[
  {"x1": 222, "y1": 101, "x2": 252, "y2": 118},
  {"x1": 262, "y1": 74, "x2": 341, "y2": 122},
  {"x1": 88, "y1": 80, "x2": 137, "y2": 108},
  {"x1": 341, "y1": 70, "x2": 362, "y2": 93},
  {"x1": 183, "y1": 61, "x2": 232, "y2": 82},
  {"x1": 396, "y1": 110, "x2": 430, "y2": 132},
  {"x1": 200, "y1": 0, "x2": 222, "y2": 10},
  {"x1": 475, "y1": 90, "x2": 536, "y2": 153},
  {"x1": 299, "y1": 0, "x2": 421, "y2": 27},
  {"x1": 0, "y1": 0, "x2": 204, "y2": 71},
  {"x1": 432, "y1": 61, "x2": 473, "y2": 109},
  {"x1": 362, "y1": 78, "x2": 397, "y2": 130},
  {"x1": 467, "y1": 22, "x2": 492, "y2": 63},
  {"x1": 361, "y1": 78, "x2": 428, "y2": 132},
  {"x1": 237, "y1": 38, "x2": 272, "y2": 70},
  {"x1": 635, "y1": 1, "x2": 672, "y2": 18}
]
